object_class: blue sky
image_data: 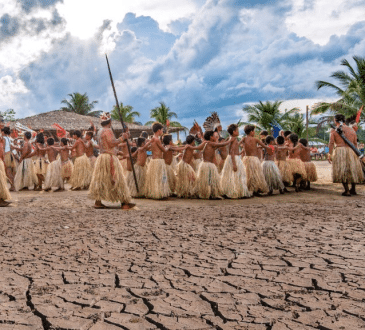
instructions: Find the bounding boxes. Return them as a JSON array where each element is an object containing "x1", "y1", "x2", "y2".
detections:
[{"x1": 1, "y1": 0, "x2": 365, "y2": 130}]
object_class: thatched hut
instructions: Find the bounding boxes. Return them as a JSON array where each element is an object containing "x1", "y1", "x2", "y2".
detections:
[{"x1": 13, "y1": 110, "x2": 185, "y2": 139}]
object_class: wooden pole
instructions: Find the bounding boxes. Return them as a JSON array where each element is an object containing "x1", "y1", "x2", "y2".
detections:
[
  {"x1": 306, "y1": 105, "x2": 309, "y2": 141},
  {"x1": 177, "y1": 130, "x2": 180, "y2": 142}
]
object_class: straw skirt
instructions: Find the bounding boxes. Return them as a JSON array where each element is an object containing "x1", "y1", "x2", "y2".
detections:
[
  {"x1": 304, "y1": 162, "x2": 318, "y2": 182},
  {"x1": 196, "y1": 161, "x2": 222, "y2": 199},
  {"x1": 166, "y1": 164, "x2": 176, "y2": 193},
  {"x1": 0, "y1": 161, "x2": 11, "y2": 200},
  {"x1": 44, "y1": 159, "x2": 64, "y2": 190},
  {"x1": 61, "y1": 160, "x2": 73, "y2": 180},
  {"x1": 89, "y1": 155, "x2": 97, "y2": 168},
  {"x1": 14, "y1": 158, "x2": 38, "y2": 191},
  {"x1": 220, "y1": 155, "x2": 251, "y2": 198},
  {"x1": 34, "y1": 157, "x2": 48, "y2": 175},
  {"x1": 70, "y1": 154, "x2": 92, "y2": 189},
  {"x1": 89, "y1": 153, "x2": 131, "y2": 203},
  {"x1": 262, "y1": 161, "x2": 284, "y2": 191},
  {"x1": 276, "y1": 160, "x2": 292, "y2": 183},
  {"x1": 175, "y1": 161, "x2": 196, "y2": 198},
  {"x1": 243, "y1": 156, "x2": 269, "y2": 193},
  {"x1": 4, "y1": 152, "x2": 17, "y2": 168},
  {"x1": 332, "y1": 147, "x2": 364, "y2": 183},
  {"x1": 126, "y1": 164, "x2": 146, "y2": 198},
  {"x1": 120, "y1": 158, "x2": 128, "y2": 176},
  {"x1": 191, "y1": 158, "x2": 202, "y2": 172},
  {"x1": 145, "y1": 159, "x2": 170, "y2": 199},
  {"x1": 287, "y1": 158, "x2": 307, "y2": 180}
]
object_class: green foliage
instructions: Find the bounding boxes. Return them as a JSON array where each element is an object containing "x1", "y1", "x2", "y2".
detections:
[
  {"x1": 60, "y1": 93, "x2": 101, "y2": 117},
  {"x1": 314, "y1": 56, "x2": 365, "y2": 121},
  {"x1": 356, "y1": 126, "x2": 365, "y2": 143},
  {"x1": 0, "y1": 109, "x2": 16, "y2": 121},
  {"x1": 145, "y1": 101, "x2": 184, "y2": 128},
  {"x1": 111, "y1": 103, "x2": 140, "y2": 123}
]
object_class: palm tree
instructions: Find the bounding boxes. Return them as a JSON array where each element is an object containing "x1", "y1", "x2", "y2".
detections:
[
  {"x1": 241, "y1": 100, "x2": 299, "y2": 131},
  {"x1": 285, "y1": 112, "x2": 317, "y2": 138},
  {"x1": 314, "y1": 56, "x2": 365, "y2": 121},
  {"x1": 145, "y1": 102, "x2": 184, "y2": 127},
  {"x1": 111, "y1": 103, "x2": 141, "y2": 123},
  {"x1": 60, "y1": 93, "x2": 101, "y2": 117}
]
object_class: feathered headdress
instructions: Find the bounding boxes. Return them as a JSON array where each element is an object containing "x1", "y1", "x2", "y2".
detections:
[
  {"x1": 52, "y1": 123, "x2": 67, "y2": 138},
  {"x1": 203, "y1": 112, "x2": 221, "y2": 132},
  {"x1": 100, "y1": 112, "x2": 111, "y2": 123},
  {"x1": 189, "y1": 120, "x2": 203, "y2": 136}
]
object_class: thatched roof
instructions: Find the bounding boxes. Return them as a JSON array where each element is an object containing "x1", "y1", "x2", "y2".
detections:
[{"x1": 12, "y1": 110, "x2": 185, "y2": 138}]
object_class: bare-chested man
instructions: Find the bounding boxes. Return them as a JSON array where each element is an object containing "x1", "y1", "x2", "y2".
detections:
[
  {"x1": 328, "y1": 114, "x2": 364, "y2": 196},
  {"x1": 298, "y1": 138, "x2": 317, "y2": 190},
  {"x1": 52, "y1": 138, "x2": 73, "y2": 182},
  {"x1": 220, "y1": 124, "x2": 251, "y2": 199},
  {"x1": 12, "y1": 132, "x2": 38, "y2": 191}
]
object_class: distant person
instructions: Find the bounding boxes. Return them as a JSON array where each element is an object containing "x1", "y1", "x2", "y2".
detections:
[{"x1": 299, "y1": 139, "x2": 317, "y2": 190}]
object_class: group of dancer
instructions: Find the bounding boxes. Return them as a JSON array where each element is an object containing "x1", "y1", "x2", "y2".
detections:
[{"x1": 0, "y1": 112, "x2": 363, "y2": 208}]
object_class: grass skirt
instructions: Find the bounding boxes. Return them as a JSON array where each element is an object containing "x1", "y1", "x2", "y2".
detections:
[
  {"x1": 34, "y1": 157, "x2": 48, "y2": 175},
  {"x1": 14, "y1": 158, "x2": 38, "y2": 191},
  {"x1": 0, "y1": 161, "x2": 11, "y2": 200},
  {"x1": 70, "y1": 154, "x2": 92, "y2": 189},
  {"x1": 332, "y1": 147, "x2": 364, "y2": 183},
  {"x1": 120, "y1": 158, "x2": 127, "y2": 176},
  {"x1": 44, "y1": 159, "x2": 64, "y2": 190},
  {"x1": 89, "y1": 153, "x2": 131, "y2": 203},
  {"x1": 276, "y1": 160, "x2": 292, "y2": 183},
  {"x1": 145, "y1": 159, "x2": 170, "y2": 199},
  {"x1": 262, "y1": 161, "x2": 284, "y2": 191},
  {"x1": 221, "y1": 155, "x2": 251, "y2": 198},
  {"x1": 166, "y1": 164, "x2": 176, "y2": 193},
  {"x1": 4, "y1": 152, "x2": 17, "y2": 168},
  {"x1": 304, "y1": 162, "x2": 318, "y2": 182},
  {"x1": 243, "y1": 156, "x2": 269, "y2": 193},
  {"x1": 126, "y1": 164, "x2": 146, "y2": 198},
  {"x1": 191, "y1": 158, "x2": 202, "y2": 172},
  {"x1": 61, "y1": 160, "x2": 73, "y2": 180},
  {"x1": 176, "y1": 161, "x2": 196, "y2": 198},
  {"x1": 89, "y1": 155, "x2": 97, "y2": 168},
  {"x1": 171, "y1": 155, "x2": 180, "y2": 172},
  {"x1": 287, "y1": 158, "x2": 307, "y2": 180},
  {"x1": 196, "y1": 161, "x2": 222, "y2": 199}
]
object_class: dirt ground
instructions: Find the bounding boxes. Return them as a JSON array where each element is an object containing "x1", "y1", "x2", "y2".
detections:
[{"x1": 1, "y1": 162, "x2": 365, "y2": 330}]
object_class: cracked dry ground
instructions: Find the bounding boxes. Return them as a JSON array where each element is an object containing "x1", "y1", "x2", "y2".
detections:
[{"x1": 1, "y1": 184, "x2": 365, "y2": 330}]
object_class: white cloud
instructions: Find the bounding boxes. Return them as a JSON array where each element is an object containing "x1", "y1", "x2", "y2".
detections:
[
  {"x1": 286, "y1": 0, "x2": 365, "y2": 45},
  {"x1": 0, "y1": 75, "x2": 29, "y2": 108},
  {"x1": 56, "y1": 0, "x2": 201, "y2": 40}
]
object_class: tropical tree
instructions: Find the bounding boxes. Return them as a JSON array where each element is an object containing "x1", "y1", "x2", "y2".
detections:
[
  {"x1": 0, "y1": 109, "x2": 16, "y2": 121},
  {"x1": 241, "y1": 100, "x2": 299, "y2": 131},
  {"x1": 111, "y1": 103, "x2": 140, "y2": 123},
  {"x1": 60, "y1": 92, "x2": 101, "y2": 117},
  {"x1": 284, "y1": 112, "x2": 317, "y2": 138},
  {"x1": 313, "y1": 56, "x2": 365, "y2": 121},
  {"x1": 145, "y1": 102, "x2": 184, "y2": 127}
]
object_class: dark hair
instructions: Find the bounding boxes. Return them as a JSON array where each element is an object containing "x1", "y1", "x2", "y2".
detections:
[
  {"x1": 2, "y1": 127, "x2": 10, "y2": 135},
  {"x1": 260, "y1": 130, "x2": 269, "y2": 136},
  {"x1": 86, "y1": 131, "x2": 93, "y2": 138},
  {"x1": 73, "y1": 130, "x2": 82, "y2": 138},
  {"x1": 204, "y1": 130, "x2": 214, "y2": 141},
  {"x1": 137, "y1": 137, "x2": 146, "y2": 147},
  {"x1": 186, "y1": 135, "x2": 195, "y2": 145},
  {"x1": 218, "y1": 137, "x2": 224, "y2": 142},
  {"x1": 299, "y1": 138, "x2": 308, "y2": 147},
  {"x1": 101, "y1": 119, "x2": 111, "y2": 127},
  {"x1": 61, "y1": 138, "x2": 68, "y2": 146},
  {"x1": 47, "y1": 138, "x2": 54, "y2": 146},
  {"x1": 162, "y1": 134, "x2": 172, "y2": 145},
  {"x1": 152, "y1": 122, "x2": 163, "y2": 133},
  {"x1": 227, "y1": 124, "x2": 238, "y2": 136},
  {"x1": 24, "y1": 131, "x2": 32, "y2": 140},
  {"x1": 244, "y1": 125, "x2": 255, "y2": 135},
  {"x1": 276, "y1": 136, "x2": 285, "y2": 145},
  {"x1": 131, "y1": 146, "x2": 137, "y2": 153},
  {"x1": 334, "y1": 114, "x2": 345, "y2": 124},
  {"x1": 284, "y1": 130, "x2": 292, "y2": 137},
  {"x1": 289, "y1": 133, "x2": 299, "y2": 147},
  {"x1": 265, "y1": 135, "x2": 275, "y2": 144},
  {"x1": 36, "y1": 133, "x2": 44, "y2": 144},
  {"x1": 140, "y1": 131, "x2": 149, "y2": 139}
]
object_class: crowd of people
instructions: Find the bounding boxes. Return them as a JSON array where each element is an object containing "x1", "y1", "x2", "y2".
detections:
[{"x1": 0, "y1": 112, "x2": 363, "y2": 208}]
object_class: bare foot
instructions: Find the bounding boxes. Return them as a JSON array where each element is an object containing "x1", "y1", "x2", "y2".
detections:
[
  {"x1": 121, "y1": 203, "x2": 136, "y2": 210},
  {"x1": 94, "y1": 202, "x2": 106, "y2": 209},
  {"x1": 0, "y1": 200, "x2": 10, "y2": 207},
  {"x1": 44, "y1": 188, "x2": 51, "y2": 192},
  {"x1": 342, "y1": 191, "x2": 351, "y2": 197},
  {"x1": 54, "y1": 188, "x2": 64, "y2": 192},
  {"x1": 349, "y1": 189, "x2": 357, "y2": 195},
  {"x1": 20, "y1": 187, "x2": 29, "y2": 191}
]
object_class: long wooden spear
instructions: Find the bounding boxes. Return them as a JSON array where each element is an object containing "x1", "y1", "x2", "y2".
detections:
[{"x1": 105, "y1": 54, "x2": 139, "y2": 193}]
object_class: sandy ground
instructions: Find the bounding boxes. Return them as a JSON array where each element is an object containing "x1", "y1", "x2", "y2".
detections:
[{"x1": 1, "y1": 162, "x2": 365, "y2": 330}]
